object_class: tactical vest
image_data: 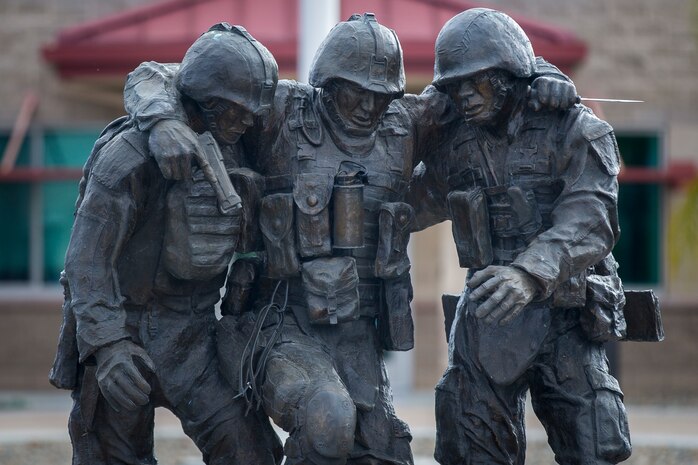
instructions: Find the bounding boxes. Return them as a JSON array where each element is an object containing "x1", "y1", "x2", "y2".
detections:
[
  {"x1": 257, "y1": 93, "x2": 415, "y2": 324},
  {"x1": 445, "y1": 108, "x2": 586, "y2": 307}
]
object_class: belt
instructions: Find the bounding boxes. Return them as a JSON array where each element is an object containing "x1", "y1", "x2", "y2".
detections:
[{"x1": 155, "y1": 292, "x2": 220, "y2": 313}]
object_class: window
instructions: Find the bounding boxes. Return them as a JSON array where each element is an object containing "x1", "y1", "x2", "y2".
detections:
[
  {"x1": 613, "y1": 134, "x2": 662, "y2": 286},
  {"x1": 0, "y1": 128, "x2": 102, "y2": 284}
]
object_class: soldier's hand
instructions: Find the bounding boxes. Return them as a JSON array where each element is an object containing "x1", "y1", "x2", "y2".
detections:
[
  {"x1": 94, "y1": 340, "x2": 155, "y2": 413},
  {"x1": 149, "y1": 119, "x2": 200, "y2": 180},
  {"x1": 528, "y1": 76, "x2": 577, "y2": 112},
  {"x1": 467, "y1": 266, "x2": 540, "y2": 325}
]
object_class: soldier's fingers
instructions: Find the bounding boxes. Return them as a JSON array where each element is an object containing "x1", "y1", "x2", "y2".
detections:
[
  {"x1": 475, "y1": 286, "x2": 510, "y2": 319},
  {"x1": 122, "y1": 363, "x2": 152, "y2": 397},
  {"x1": 104, "y1": 381, "x2": 137, "y2": 412},
  {"x1": 468, "y1": 267, "x2": 498, "y2": 289},
  {"x1": 535, "y1": 79, "x2": 552, "y2": 106},
  {"x1": 469, "y1": 275, "x2": 503, "y2": 301},
  {"x1": 527, "y1": 88, "x2": 543, "y2": 111},
  {"x1": 117, "y1": 372, "x2": 150, "y2": 407},
  {"x1": 155, "y1": 152, "x2": 175, "y2": 180},
  {"x1": 482, "y1": 288, "x2": 516, "y2": 323}
]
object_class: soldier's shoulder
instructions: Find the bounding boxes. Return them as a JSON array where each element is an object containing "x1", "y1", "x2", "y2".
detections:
[
  {"x1": 90, "y1": 126, "x2": 151, "y2": 189},
  {"x1": 563, "y1": 106, "x2": 620, "y2": 175}
]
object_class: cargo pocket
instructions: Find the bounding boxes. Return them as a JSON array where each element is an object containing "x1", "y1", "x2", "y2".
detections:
[
  {"x1": 301, "y1": 257, "x2": 360, "y2": 325},
  {"x1": 585, "y1": 365, "x2": 632, "y2": 462}
]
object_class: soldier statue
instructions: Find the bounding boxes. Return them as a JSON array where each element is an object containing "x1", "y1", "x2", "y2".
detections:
[
  {"x1": 409, "y1": 9, "x2": 633, "y2": 465},
  {"x1": 121, "y1": 13, "x2": 577, "y2": 465},
  {"x1": 49, "y1": 24, "x2": 283, "y2": 465}
]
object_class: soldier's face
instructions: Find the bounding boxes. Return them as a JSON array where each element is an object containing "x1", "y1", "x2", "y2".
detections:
[
  {"x1": 200, "y1": 99, "x2": 255, "y2": 145},
  {"x1": 328, "y1": 81, "x2": 392, "y2": 134},
  {"x1": 446, "y1": 73, "x2": 500, "y2": 125}
]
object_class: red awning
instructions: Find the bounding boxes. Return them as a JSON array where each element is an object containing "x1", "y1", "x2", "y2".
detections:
[{"x1": 43, "y1": 0, "x2": 587, "y2": 79}]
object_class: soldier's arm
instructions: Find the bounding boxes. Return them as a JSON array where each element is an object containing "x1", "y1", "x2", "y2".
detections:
[
  {"x1": 512, "y1": 110, "x2": 621, "y2": 299},
  {"x1": 64, "y1": 139, "x2": 150, "y2": 361},
  {"x1": 124, "y1": 61, "x2": 187, "y2": 130}
]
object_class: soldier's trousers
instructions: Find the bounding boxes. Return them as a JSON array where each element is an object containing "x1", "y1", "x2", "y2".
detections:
[
  {"x1": 434, "y1": 305, "x2": 631, "y2": 465},
  {"x1": 68, "y1": 305, "x2": 281, "y2": 465},
  {"x1": 218, "y1": 314, "x2": 413, "y2": 465}
]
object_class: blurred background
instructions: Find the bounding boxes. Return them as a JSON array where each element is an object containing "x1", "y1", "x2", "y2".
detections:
[{"x1": 0, "y1": 0, "x2": 697, "y2": 462}]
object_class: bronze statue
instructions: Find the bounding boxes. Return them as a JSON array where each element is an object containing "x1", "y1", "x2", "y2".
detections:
[
  {"x1": 408, "y1": 8, "x2": 660, "y2": 465},
  {"x1": 49, "y1": 24, "x2": 282, "y2": 465},
  {"x1": 121, "y1": 13, "x2": 578, "y2": 465}
]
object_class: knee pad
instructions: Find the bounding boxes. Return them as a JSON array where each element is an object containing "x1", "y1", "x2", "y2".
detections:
[{"x1": 302, "y1": 384, "x2": 356, "y2": 462}]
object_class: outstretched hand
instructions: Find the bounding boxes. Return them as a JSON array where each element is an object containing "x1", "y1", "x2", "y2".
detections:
[
  {"x1": 149, "y1": 119, "x2": 200, "y2": 180},
  {"x1": 467, "y1": 266, "x2": 540, "y2": 325},
  {"x1": 528, "y1": 76, "x2": 578, "y2": 112},
  {"x1": 94, "y1": 339, "x2": 155, "y2": 413}
]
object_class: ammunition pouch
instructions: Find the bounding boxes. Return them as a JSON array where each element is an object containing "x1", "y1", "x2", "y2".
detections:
[
  {"x1": 448, "y1": 188, "x2": 493, "y2": 268},
  {"x1": 228, "y1": 168, "x2": 265, "y2": 253},
  {"x1": 163, "y1": 167, "x2": 240, "y2": 281},
  {"x1": 375, "y1": 202, "x2": 415, "y2": 279},
  {"x1": 378, "y1": 274, "x2": 415, "y2": 351},
  {"x1": 294, "y1": 173, "x2": 333, "y2": 258},
  {"x1": 580, "y1": 254, "x2": 627, "y2": 342},
  {"x1": 581, "y1": 274, "x2": 627, "y2": 342},
  {"x1": 260, "y1": 193, "x2": 300, "y2": 278},
  {"x1": 301, "y1": 257, "x2": 360, "y2": 325}
]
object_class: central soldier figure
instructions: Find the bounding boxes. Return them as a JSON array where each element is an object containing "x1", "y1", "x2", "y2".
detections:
[{"x1": 124, "y1": 13, "x2": 577, "y2": 465}]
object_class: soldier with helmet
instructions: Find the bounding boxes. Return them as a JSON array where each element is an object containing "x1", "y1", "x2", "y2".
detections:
[
  {"x1": 410, "y1": 8, "x2": 631, "y2": 465},
  {"x1": 50, "y1": 23, "x2": 282, "y2": 465},
  {"x1": 122, "y1": 12, "x2": 577, "y2": 465}
]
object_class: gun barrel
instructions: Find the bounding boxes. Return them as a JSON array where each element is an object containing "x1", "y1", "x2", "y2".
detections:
[{"x1": 196, "y1": 132, "x2": 242, "y2": 215}]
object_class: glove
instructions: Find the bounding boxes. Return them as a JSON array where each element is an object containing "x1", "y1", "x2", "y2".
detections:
[
  {"x1": 528, "y1": 76, "x2": 578, "y2": 112},
  {"x1": 94, "y1": 339, "x2": 156, "y2": 413},
  {"x1": 149, "y1": 119, "x2": 201, "y2": 180}
]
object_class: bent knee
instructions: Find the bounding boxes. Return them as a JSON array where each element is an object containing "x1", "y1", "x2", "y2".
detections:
[{"x1": 298, "y1": 384, "x2": 356, "y2": 463}]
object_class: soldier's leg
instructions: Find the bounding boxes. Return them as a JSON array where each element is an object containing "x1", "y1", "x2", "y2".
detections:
[
  {"x1": 68, "y1": 375, "x2": 107, "y2": 465},
  {"x1": 347, "y1": 363, "x2": 412, "y2": 465},
  {"x1": 434, "y1": 303, "x2": 528, "y2": 465},
  {"x1": 169, "y1": 355, "x2": 283, "y2": 465},
  {"x1": 89, "y1": 375, "x2": 157, "y2": 465},
  {"x1": 529, "y1": 326, "x2": 631, "y2": 465},
  {"x1": 262, "y1": 339, "x2": 357, "y2": 465}
]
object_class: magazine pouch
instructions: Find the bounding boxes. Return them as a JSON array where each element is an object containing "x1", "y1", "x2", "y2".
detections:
[
  {"x1": 448, "y1": 188, "x2": 493, "y2": 268},
  {"x1": 294, "y1": 172, "x2": 333, "y2": 257},
  {"x1": 375, "y1": 202, "x2": 415, "y2": 279},
  {"x1": 260, "y1": 193, "x2": 299, "y2": 278}
]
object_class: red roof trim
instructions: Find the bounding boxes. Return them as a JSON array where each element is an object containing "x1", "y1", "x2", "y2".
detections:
[{"x1": 43, "y1": 0, "x2": 587, "y2": 78}]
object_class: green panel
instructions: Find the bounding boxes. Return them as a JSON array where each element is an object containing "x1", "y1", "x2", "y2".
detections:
[
  {"x1": 42, "y1": 130, "x2": 101, "y2": 282},
  {"x1": 0, "y1": 135, "x2": 31, "y2": 281},
  {"x1": 43, "y1": 129, "x2": 101, "y2": 167},
  {"x1": 0, "y1": 184, "x2": 30, "y2": 280},
  {"x1": 613, "y1": 134, "x2": 661, "y2": 285}
]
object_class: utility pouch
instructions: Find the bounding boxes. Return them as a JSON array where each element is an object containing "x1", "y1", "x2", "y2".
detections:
[
  {"x1": 220, "y1": 255, "x2": 263, "y2": 316},
  {"x1": 581, "y1": 275, "x2": 627, "y2": 342},
  {"x1": 301, "y1": 257, "x2": 360, "y2": 325},
  {"x1": 378, "y1": 274, "x2": 415, "y2": 351},
  {"x1": 163, "y1": 168, "x2": 240, "y2": 281},
  {"x1": 448, "y1": 188, "x2": 493, "y2": 268},
  {"x1": 293, "y1": 173, "x2": 333, "y2": 257},
  {"x1": 580, "y1": 255, "x2": 627, "y2": 342},
  {"x1": 623, "y1": 290, "x2": 663, "y2": 342},
  {"x1": 375, "y1": 202, "x2": 415, "y2": 279},
  {"x1": 260, "y1": 193, "x2": 300, "y2": 278},
  {"x1": 228, "y1": 168, "x2": 265, "y2": 253}
]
